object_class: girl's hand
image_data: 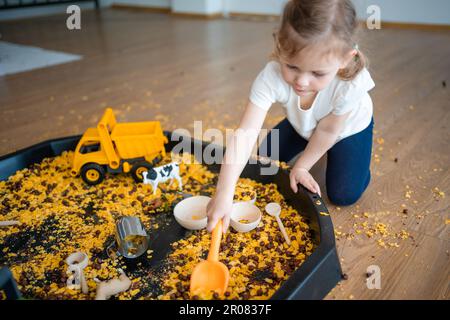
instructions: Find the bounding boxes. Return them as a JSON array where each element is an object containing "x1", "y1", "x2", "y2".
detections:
[
  {"x1": 289, "y1": 167, "x2": 322, "y2": 197},
  {"x1": 206, "y1": 192, "x2": 234, "y2": 234}
]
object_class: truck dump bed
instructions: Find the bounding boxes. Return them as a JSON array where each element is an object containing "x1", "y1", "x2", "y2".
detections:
[{"x1": 111, "y1": 121, "x2": 167, "y2": 159}]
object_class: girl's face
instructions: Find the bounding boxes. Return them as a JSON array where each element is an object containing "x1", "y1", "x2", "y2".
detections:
[{"x1": 279, "y1": 46, "x2": 356, "y2": 97}]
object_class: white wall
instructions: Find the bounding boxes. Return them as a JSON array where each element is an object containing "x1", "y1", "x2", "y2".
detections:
[
  {"x1": 225, "y1": 0, "x2": 450, "y2": 25},
  {"x1": 206, "y1": 0, "x2": 224, "y2": 14},
  {"x1": 172, "y1": 0, "x2": 223, "y2": 15},
  {"x1": 224, "y1": 0, "x2": 286, "y2": 16},
  {"x1": 1, "y1": 0, "x2": 449, "y2": 25},
  {"x1": 353, "y1": 0, "x2": 450, "y2": 25},
  {"x1": 0, "y1": 1, "x2": 105, "y2": 21}
]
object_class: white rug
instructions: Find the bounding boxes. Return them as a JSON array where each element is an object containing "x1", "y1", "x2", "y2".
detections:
[{"x1": 0, "y1": 41, "x2": 82, "y2": 76}]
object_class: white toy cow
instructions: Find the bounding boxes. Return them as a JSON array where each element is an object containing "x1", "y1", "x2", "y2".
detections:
[{"x1": 142, "y1": 162, "x2": 182, "y2": 195}]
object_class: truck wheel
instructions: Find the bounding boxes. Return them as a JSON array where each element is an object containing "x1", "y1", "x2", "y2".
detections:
[
  {"x1": 131, "y1": 161, "x2": 153, "y2": 183},
  {"x1": 80, "y1": 163, "x2": 105, "y2": 185}
]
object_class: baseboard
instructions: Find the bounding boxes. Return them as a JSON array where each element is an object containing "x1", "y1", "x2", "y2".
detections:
[
  {"x1": 227, "y1": 12, "x2": 280, "y2": 22},
  {"x1": 357, "y1": 19, "x2": 450, "y2": 31},
  {"x1": 111, "y1": 4, "x2": 171, "y2": 14},
  {"x1": 111, "y1": 4, "x2": 222, "y2": 19},
  {"x1": 110, "y1": 5, "x2": 450, "y2": 30},
  {"x1": 170, "y1": 11, "x2": 223, "y2": 20},
  {"x1": 378, "y1": 21, "x2": 450, "y2": 31}
]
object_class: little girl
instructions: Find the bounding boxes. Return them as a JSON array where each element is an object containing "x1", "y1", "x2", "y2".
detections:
[{"x1": 207, "y1": 0, "x2": 375, "y2": 233}]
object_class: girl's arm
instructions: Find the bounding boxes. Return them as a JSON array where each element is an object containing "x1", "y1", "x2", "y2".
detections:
[
  {"x1": 290, "y1": 112, "x2": 350, "y2": 195},
  {"x1": 206, "y1": 101, "x2": 268, "y2": 233}
]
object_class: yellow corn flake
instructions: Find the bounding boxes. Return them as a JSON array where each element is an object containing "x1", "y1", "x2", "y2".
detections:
[
  {"x1": 432, "y1": 187, "x2": 445, "y2": 200},
  {"x1": 233, "y1": 180, "x2": 257, "y2": 202},
  {"x1": 1, "y1": 150, "x2": 316, "y2": 300},
  {"x1": 377, "y1": 239, "x2": 386, "y2": 248},
  {"x1": 397, "y1": 230, "x2": 410, "y2": 240},
  {"x1": 161, "y1": 179, "x2": 315, "y2": 300},
  {"x1": 367, "y1": 230, "x2": 377, "y2": 238},
  {"x1": 388, "y1": 242, "x2": 400, "y2": 248}
]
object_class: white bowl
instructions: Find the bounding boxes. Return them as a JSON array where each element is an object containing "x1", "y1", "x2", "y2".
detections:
[
  {"x1": 173, "y1": 196, "x2": 210, "y2": 230},
  {"x1": 230, "y1": 202, "x2": 262, "y2": 233}
]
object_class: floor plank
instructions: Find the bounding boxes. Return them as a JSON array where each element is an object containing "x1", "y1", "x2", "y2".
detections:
[{"x1": 328, "y1": 230, "x2": 449, "y2": 300}]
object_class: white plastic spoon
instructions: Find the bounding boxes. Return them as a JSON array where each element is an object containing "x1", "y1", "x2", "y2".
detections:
[
  {"x1": 265, "y1": 202, "x2": 291, "y2": 245},
  {"x1": 0, "y1": 220, "x2": 19, "y2": 227}
]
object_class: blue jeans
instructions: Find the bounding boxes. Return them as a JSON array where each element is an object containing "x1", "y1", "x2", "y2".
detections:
[{"x1": 258, "y1": 117, "x2": 374, "y2": 206}]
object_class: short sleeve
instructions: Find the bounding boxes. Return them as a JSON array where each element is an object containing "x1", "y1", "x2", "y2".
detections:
[
  {"x1": 332, "y1": 68, "x2": 375, "y2": 115},
  {"x1": 249, "y1": 61, "x2": 288, "y2": 111}
]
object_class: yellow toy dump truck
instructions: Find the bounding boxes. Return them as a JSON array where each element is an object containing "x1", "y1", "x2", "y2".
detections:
[{"x1": 71, "y1": 108, "x2": 168, "y2": 185}]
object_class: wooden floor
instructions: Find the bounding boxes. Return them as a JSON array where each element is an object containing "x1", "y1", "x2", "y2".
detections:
[{"x1": 0, "y1": 9, "x2": 448, "y2": 300}]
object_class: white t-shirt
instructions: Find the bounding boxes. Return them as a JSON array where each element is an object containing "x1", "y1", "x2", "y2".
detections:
[{"x1": 249, "y1": 61, "x2": 375, "y2": 141}]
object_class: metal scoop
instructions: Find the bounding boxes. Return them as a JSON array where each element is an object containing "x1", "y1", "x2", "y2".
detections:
[{"x1": 108, "y1": 216, "x2": 149, "y2": 259}]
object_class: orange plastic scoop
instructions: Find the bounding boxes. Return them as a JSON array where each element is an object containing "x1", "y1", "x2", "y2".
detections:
[{"x1": 190, "y1": 220, "x2": 229, "y2": 297}]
